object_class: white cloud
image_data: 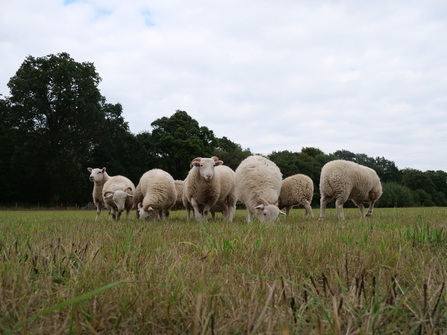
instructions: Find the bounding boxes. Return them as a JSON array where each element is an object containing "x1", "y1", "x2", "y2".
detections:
[{"x1": 1, "y1": 0, "x2": 447, "y2": 171}]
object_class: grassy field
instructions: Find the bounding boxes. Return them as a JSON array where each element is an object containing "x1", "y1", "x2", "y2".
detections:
[{"x1": 0, "y1": 207, "x2": 446, "y2": 334}]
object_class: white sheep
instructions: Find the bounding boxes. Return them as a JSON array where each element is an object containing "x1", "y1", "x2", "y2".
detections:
[
  {"x1": 235, "y1": 155, "x2": 285, "y2": 223},
  {"x1": 87, "y1": 167, "x2": 110, "y2": 220},
  {"x1": 102, "y1": 175, "x2": 135, "y2": 220},
  {"x1": 319, "y1": 160, "x2": 383, "y2": 220},
  {"x1": 135, "y1": 169, "x2": 177, "y2": 221},
  {"x1": 173, "y1": 180, "x2": 186, "y2": 211},
  {"x1": 278, "y1": 174, "x2": 314, "y2": 218},
  {"x1": 183, "y1": 157, "x2": 236, "y2": 222}
]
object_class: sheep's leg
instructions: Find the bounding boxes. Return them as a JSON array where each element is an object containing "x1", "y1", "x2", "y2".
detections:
[
  {"x1": 190, "y1": 198, "x2": 202, "y2": 222},
  {"x1": 335, "y1": 197, "x2": 346, "y2": 220},
  {"x1": 94, "y1": 201, "x2": 102, "y2": 220},
  {"x1": 352, "y1": 199, "x2": 365, "y2": 217},
  {"x1": 202, "y1": 204, "x2": 212, "y2": 222},
  {"x1": 220, "y1": 203, "x2": 229, "y2": 221},
  {"x1": 302, "y1": 200, "x2": 314, "y2": 218},
  {"x1": 246, "y1": 210, "x2": 254, "y2": 223},
  {"x1": 228, "y1": 205, "x2": 236, "y2": 222},
  {"x1": 284, "y1": 206, "x2": 291, "y2": 217},
  {"x1": 185, "y1": 203, "x2": 191, "y2": 221},
  {"x1": 366, "y1": 201, "x2": 376, "y2": 217},
  {"x1": 318, "y1": 195, "x2": 333, "y2": 220}
]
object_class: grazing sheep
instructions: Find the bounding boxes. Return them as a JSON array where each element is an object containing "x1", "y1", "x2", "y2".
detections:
[
  {"x1": 87, "y1": 167, "x2": 110, "y2": 220},
  {"x1": 102, "y1": 175, "x2": 135, "y2": 220},
  {"x1": 319, "y1": 160, "x2": 383, "y2": 220},
  {"x1": 172, "y1": 180, "x2": 186, "y2": 211},
  {"x1": 278, "y1": 174, "x2": 314, "y2": 218},
  {"x1": 135, "y1": 169, "x2": 177, "y2": 221},
  {"x1": 235, "y1": 155, "x2": 285, "y2": 223},
  {"x1": 183, "y1": 157, "x2": 236, "y2": 222}
]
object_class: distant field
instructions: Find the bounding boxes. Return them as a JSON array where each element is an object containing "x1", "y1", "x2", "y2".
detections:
[{"x1": 1, "y1": 207, "x2": 446, "y2": 334}]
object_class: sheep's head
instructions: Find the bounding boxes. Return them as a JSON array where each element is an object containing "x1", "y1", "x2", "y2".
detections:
[
  {"x1": 137, "y1": 202, "x2": 158, "y2": 221},
  {"x1": 88, "y1": 167, "x2": 107, "y2": 182},
  {"x1": 190, "y1": 157, "x2": 223, "y2": 181},
  {"x1": 254, "y1": 197, "x2": 285, "y2": 223},
  {"x1": 104, "y1": 190, "x2": 133, "y2": 213}
]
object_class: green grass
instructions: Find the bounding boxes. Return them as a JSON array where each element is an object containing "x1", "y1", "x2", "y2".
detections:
[{"x1": 0, "y1": 207, "x2": 447, "y2": 334}]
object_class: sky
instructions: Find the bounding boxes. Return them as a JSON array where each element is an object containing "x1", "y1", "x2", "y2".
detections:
[{"x1": 1, "y1": 0, "x2": 447, "y2": 171}]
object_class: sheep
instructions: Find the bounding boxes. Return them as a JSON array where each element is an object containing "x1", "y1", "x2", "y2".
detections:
[
  {"x1": 183, "y1": 157, "x2": 237, "y2": 222},
  {"x1": 173, "y1": 180, "x2": 186, "y2": 211},
  {"x1": 87, "y1": 167, "x2": 110, "y2": 220},
  {"x1": 135, "y1": 169, "x2": 177, "y2": 221},
  {"x1": 235, "y1": 155, "x2": 285, "y2": 223},
  {"x1": 319, "y1": 160, "x2": 383, "y2": 220},
  {"x1": 102, "y1": 175, "x2": 135, "y2": 220},
  {"x1": 278, "y1": 174, "x2": 315, "y2": 218}
]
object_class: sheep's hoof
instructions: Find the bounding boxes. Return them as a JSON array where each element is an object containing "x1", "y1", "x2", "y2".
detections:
[{"x1": 318, "y1": 217, "x2": 325, "y2": 221}]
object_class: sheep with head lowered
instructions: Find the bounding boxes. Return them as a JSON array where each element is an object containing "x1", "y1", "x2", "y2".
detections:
[
  {"x1": 87, "y1": 167, "x2": 111, "y2": 220},
  {"x1": 319, "y1": 160, "x2": 383, "y2": 220},
  {"x1": 183, "y1": 157, "x2": 237, "y2": 222},
  {"x1": 235, "y1": 155, "x2": 285, "y2": 223},
  {"x1": 135, "y1": 169, "x2": 177, "y2": 221},
  {"x1": 278, "y1": 174, "x2": 314, "y2": 218},
  {"x1": 102, "y1": 175, "x2": 135, "y2": 220},
  {"x1": 171, "y1": 180, "x2": 186, "y2": 211}
]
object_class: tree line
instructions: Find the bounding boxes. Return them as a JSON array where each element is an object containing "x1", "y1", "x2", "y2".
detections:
[{"x1": 1, "y1": 52, "x2": 446, "y2": 208}]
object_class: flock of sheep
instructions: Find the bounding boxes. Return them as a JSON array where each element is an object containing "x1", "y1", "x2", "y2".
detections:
[{"x1": 87, "y1": 156, "x2": 383, "y2": 223}]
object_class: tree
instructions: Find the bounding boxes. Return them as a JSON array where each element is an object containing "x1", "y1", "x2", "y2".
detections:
[
  {"x1": 6, "y1": 52, "x2": 104, "y2": 205},
  {"x1": 301, "y1": 147, "x2": 324, "y2": 158},
  {"x1": 88, "y1": 102, "x2": 146, "y2": 185},
  {"x1": 373, "y1": 157, "x2": 401, "y2": 183},
  {"x1": 214, "y1": 136, "x2": 251, "y2": 171},
  {"x1": 150, "y1": 110, "x2": 218, "y2": 179}
]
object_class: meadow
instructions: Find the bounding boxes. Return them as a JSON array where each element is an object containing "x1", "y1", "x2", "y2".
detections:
[{"x1": 0, "y1": 207, "x2": 446, "y2": 334}]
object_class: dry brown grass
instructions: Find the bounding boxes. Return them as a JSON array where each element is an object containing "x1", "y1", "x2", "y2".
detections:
[{"x1": 0, "y1": 207, "x2": 446, "y2": 334}]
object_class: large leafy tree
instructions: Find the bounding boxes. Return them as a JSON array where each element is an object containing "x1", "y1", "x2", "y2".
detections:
[
  {"x1": 6, "y1": 52, "x2": 104, "y2": 205},
  {"x1": 88, "y1": 102, "x2": 146, "y2": 185},
  {"x1": 214, "y1": 136, "x2": 251, "y2": 171},
  {"x1": 150, "y1": 110, "x2": 218, "y2": 179}
]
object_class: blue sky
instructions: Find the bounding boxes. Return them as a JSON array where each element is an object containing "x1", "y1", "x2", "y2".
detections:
[{"x1": 1, "y1": 0, "x2": 447, "y2": 171}]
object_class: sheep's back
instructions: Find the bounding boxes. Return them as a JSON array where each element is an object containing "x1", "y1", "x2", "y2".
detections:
[
  {"x1": 320, "y1": 160, "x2": 381, "y2": 200},
  {"x1": 280, "y1": 174, "x2": 313, "y2": 204},
  {"x1": 138, "y1": 169, "x2": 176, "y2": 208},
  {"x1": 235, "y1": 156, "x2": 282, "y2": 205},
  {"x1": 103, "y1": 175, "x2": 135, "y2": 193}
]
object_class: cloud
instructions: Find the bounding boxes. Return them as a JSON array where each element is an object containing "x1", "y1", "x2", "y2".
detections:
[{"x1": 1, "y1": 0, "x2": 447, "y2": 171}]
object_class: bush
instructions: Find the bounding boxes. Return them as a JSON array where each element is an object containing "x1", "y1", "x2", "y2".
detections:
[{"x1": 378, "y1": 182, "x2": 414, "y2": 207}]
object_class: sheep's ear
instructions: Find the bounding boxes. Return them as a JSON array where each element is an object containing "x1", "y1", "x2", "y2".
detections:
[
  {"x1": 143, "y1": 204, "x2": 154, "y2": 212},
  {"x1": 214, "y1": 160, "x2": 224, "y2": 166},
  {"x1": 255, "y1": 197, "x2": 269, "y2": 206},
  {"x1": 102, "y1": 167, "x2": 106, "y2": 171},
  {"x1": 87, "y1": 167, "x2": 92, "y2": 172},
  {"x1": 279, "y1": 210, "x2": 286, "y2": 216},
  {"x1": 104, "y1": 191, "x2": 114, "y2": 199},
  {"x1": 255, "y1": 204, "x2": 265, "y2": 210},
  {"x1": 190, "y1": 157, "x2": 201, "y2": 168}
]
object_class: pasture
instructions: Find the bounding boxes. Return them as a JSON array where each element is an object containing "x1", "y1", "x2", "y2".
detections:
[{"x1": 1, "y1": 207, "x2": 446, "y2": 334}]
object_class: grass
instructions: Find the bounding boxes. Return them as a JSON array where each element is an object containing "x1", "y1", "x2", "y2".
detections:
[{"x1": 0, "y1": 207, "x2": 446, "y2": 334}]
